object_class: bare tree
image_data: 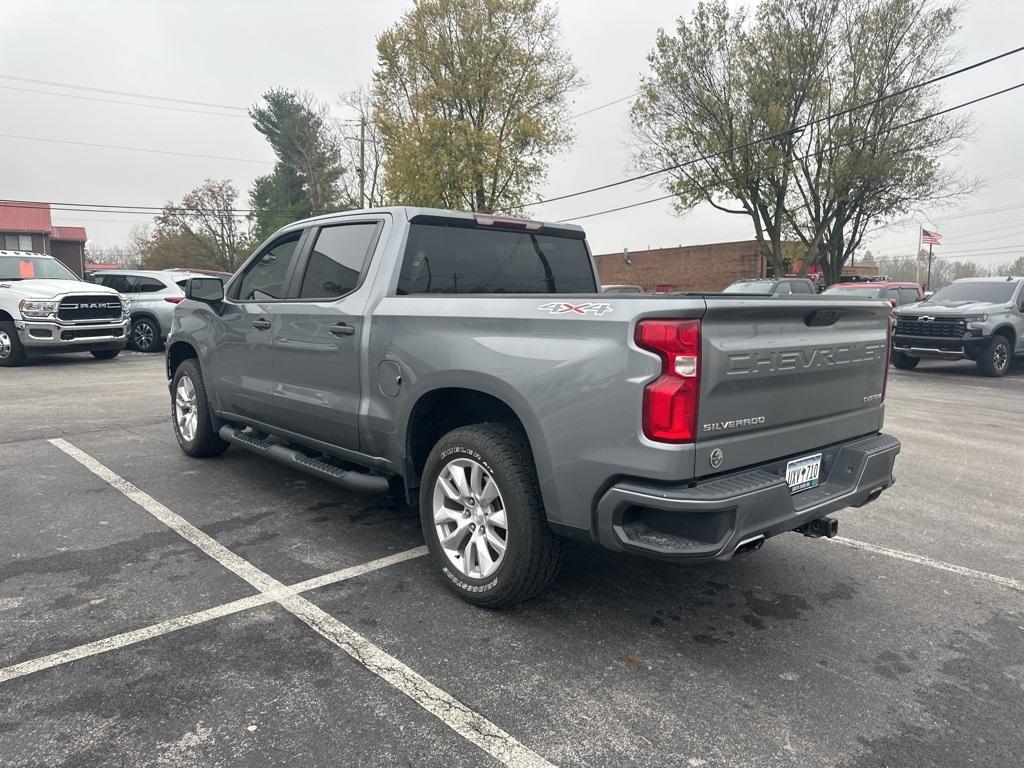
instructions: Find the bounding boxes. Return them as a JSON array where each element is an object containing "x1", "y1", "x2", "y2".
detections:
[
  {"x1": 340, "y1": 87, "x2": 388, "y2": 208},
  {"x1": 157, "y1": 179, "x2": 248, "y2": 272}
]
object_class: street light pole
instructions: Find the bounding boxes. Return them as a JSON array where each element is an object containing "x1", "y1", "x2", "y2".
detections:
[{"x1": 358, "y1": 117, "x2": 366, "y2": 209}]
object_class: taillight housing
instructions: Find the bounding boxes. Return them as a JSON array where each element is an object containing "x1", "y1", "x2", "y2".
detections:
[
  {"x1": 635, "y1": 319, "x2": 701, "y2": 443},
  {"x1": 882, "y1": 317, "x2": 892, "y2": 402},
  {"x1": 164, "y1": 296, "x2": 185, "y2": 304}
]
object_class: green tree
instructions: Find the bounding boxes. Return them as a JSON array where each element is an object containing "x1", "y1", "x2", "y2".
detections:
[
  {"x1": 248, "y1": 88, "x2": 353, "y2": 240},
  {"x1": 631, "y1": 0, "x2": 973, "y2": 282},
  {"x1": 372, "y1": 0, "x2": 583, "y2": 212}
]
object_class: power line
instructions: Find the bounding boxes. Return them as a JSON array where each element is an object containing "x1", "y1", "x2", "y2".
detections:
[
  {"x1": 0, "y1": 73, "x2": 247, "y2": 111},
  {"x1": 557, "y1": 79, "x2": 1024, "y2": 223},
  {"x1": 527, "y1": 43, "x2": 1024, "y2": 211},
  {"x1": 569, "y1": 91, "x2": 639, "y2": 120},
  {"x1": 0, "y1": 134, "x2": 271, "y2": 165},
  {"x1": 0, "y1": 84, "x2": 247, "y2": 118}
]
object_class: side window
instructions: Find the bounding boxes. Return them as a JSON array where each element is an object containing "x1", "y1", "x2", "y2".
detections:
[
  {"x1": 297, "y1": 223, "x2": 378, "y2": 299},
  {"x1": 791, "y1": 281, "x2": 812, "y2": 294},
  {"x1": 774, "y1": 282, "x2": 793, "y2": 295},
  {"x1": 898, "y1": 287, "x2": 919, "y2": 304},
  {"x1": 233, "y1": 232, "x2": 303, "y2": 301},
  {"x1": 106, "y1": 275, "x2": 136, "y2": 293},
  {"x1": 135, "y1": 277, "x2": 166, "y2": 293},
  {"x1": 885, "y1": 288, "x2": 900, "y2": 304}
]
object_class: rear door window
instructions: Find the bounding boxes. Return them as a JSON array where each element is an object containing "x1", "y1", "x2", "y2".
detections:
[
  {"x1": 297, "y1": 223, "x2": 378, "y2": 299},
  {"x1": 135, "y1": 277, "x2": 166, "y2": 293},
  {"x1": 397, "y1": 223, "x2": 596, "y2": 294},
  {"x1": 885, "y1": 288, "x2": 900, "y2": 304}
]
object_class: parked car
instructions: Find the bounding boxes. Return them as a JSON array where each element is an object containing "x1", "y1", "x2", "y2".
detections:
[
  {"x1": 722, "y1": 277, "x2": 817, "y2": 295},
  {"x1": 0, "y1": 250, "x2": 127, "y2": 366},
  {"x1": 601, "y1": 284, "x2": 644, "y2": 294},
  {"x1": 892, "y1": 276, "x2": 1024, "y2": 376},
  {"x1": 823, "y1": 281, "x2": 923, "y2": 307},
  {"x1": 166, "y1": 207, "x2": 900, "y2": 607},
  {"x1": 90, "y1": 270, "x2": 196, "y2": 352}
]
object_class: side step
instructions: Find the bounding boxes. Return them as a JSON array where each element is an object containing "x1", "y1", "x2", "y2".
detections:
[{"x1": 218, "y1": 426, "x2": 390, "y2": 495}]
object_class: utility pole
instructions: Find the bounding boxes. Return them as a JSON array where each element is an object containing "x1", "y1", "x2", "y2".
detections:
[
  {"x1": 926, "y1": 243, "x2": 933, "y2": 292},
  {"x1": 358, "y1": 117, "x2": 366, "y2": 209}
]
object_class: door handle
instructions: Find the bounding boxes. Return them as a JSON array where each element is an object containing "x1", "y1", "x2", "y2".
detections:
[
  {"x1": 329, "y1": 323, "x2": 356, "y2": 337},
  {"x1": 252, "y1": 318, "x2": 271, "y2": 330}
]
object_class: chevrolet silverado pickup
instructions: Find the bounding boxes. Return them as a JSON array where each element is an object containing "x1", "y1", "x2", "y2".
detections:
[
  {"x1": 892, "y1": 276, "x2": 1024, "y2": 376},
  {"x1": 0, "y1": 251, "x2": 128, "y2": 367},
  {"x1": 165, "y1": 207, "x2": 901, "y2": 606}
]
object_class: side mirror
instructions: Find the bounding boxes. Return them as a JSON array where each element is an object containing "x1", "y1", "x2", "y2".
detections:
[
  {"x1": 889, "y1": 299, "x2": 897, "y2": 308},
  {"x1": 186, "y1": 277, "x2": 224, "y2": 303}
]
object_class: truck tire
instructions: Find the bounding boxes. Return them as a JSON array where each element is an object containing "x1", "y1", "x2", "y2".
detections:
[
  {"x1": 0, "y1": 321, "x2": 28, "y2": 367},
  {"x1": 130, "y1": 317, "x2": 162, "y2": 353},
  {"x1": 91, "y1": 349, "x2": 121, "y2": 360},
  {"x1": 170, "y1": 358, "x2": 229, "y2": 457},
  {"x1": 977, "y1": 334, "x2": 1011, "y2": 377},
  {"x1": 891, "y1": 351, "x2": 919, "y2": 370},
  {"x1": 419, "y1": 423, "x2": 563, "y2": 608}
]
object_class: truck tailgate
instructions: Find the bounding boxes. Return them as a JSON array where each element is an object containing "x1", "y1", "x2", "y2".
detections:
[{"x1": 696, "y1": 297, "x2": 889, "y2": 477}]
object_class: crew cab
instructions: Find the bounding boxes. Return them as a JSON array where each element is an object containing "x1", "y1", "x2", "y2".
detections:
[
  {"x1": 823, "y1": 281, "x2": 923, "y2": 307},
  {"x1": 0, "y1": 251, "x2": 128, "y2": 367},
  {"x1": 165, "y1": 208, "x2": 901, "y2": 606},
  {"x1": 723, "y1": 277, "x2": 817, "y2": 295},
  {"x1": 892, "y1": 277, "x2": 1024, "y2": 376}
]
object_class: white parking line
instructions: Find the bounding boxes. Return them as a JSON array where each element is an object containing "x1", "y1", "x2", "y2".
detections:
[
  {"x1": 831, "y1": 536, "x2": 1024, "y2": 593},
  {"x1": 0, "y1": 548, "x2": 425, "y2": 685},
  {"x1": 47, "y1": 438, "x2": 555, "y2": 768}
]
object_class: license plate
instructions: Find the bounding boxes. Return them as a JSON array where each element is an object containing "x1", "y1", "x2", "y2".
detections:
[{"x1": 786, "y1": 453, "x2": 822, "y2": 494}]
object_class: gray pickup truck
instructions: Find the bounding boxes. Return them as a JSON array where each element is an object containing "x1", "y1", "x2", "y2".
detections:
[
  {"x1": 166, "y1": 207, "x2": 900, "y2": 606},
  {"x1": 892, "y1": 276, "x2": 1024, "y2": 376}
]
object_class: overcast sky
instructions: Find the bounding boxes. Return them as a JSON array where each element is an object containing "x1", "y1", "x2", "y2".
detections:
[{"x1": 3, "y1": 0, "x2": 1023, "y2": 268}]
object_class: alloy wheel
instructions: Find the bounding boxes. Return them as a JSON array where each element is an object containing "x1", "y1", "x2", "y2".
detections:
[
  {"x1": 0, "y1": 330, "x2": 11, "y2": 360},
  {"x1": 133, "y1": 321, "x2": 155, "y2": 351},
  {"x1": 432, "y1": 457, "x2": 508, "y2": 579},
  {"x1": 994, "y1": 342, "x2": 1009, "y2": 372},
  {"x1": 174, "y1": 375, "x2": 199, "y2": 442}
]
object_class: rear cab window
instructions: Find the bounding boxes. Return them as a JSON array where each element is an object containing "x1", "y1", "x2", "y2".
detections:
[{"x1": 397, "y1": 220, "x2": 596, "y2": 295}]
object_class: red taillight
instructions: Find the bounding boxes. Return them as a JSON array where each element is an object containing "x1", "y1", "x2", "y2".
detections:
[
  {"x1": 164, "y1": 296, "x2": 185, "y2": 304},
  {"x1": 635, "y1": 319, "x2": 701, "y2": 443}
]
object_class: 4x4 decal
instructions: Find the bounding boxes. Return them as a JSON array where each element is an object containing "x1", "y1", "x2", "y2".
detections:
[{"x1": 537, "y1": 301, "x2": 613, "y2": 316}]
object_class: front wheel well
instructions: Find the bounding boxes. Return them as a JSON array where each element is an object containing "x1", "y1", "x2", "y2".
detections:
[
  {"x1": 0, "y1": 310, "x2": 13, "y2": 322},
  {"x1": 992, "y1": 325, "x2": 1017, "y2": 350},
  {"x1": 406, "y1": 388, "x2": 532, "y2": 488},
  {"x1": 167, "y1": 340, "x2": 199, "y2": 378}
]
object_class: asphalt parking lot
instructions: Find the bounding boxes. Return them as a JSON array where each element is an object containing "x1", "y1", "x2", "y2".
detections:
[{"x1": 1, "y1": 351, "x2": 1022, "y2": 767}]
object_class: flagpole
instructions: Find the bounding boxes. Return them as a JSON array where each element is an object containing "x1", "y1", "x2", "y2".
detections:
[
  {"x1": 915, "y1": 225, "x2": 922, "y2": 287},
  {"x1": 926, "y1": 243, "x2": 933, "y2": 292}
]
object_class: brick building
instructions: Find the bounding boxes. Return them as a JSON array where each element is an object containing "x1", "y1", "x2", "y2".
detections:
[
  {"x1": 593, "y1": 240, "x2": 878, "y2": 292},
  {"x1": 593, "y1": 240, "x2": 769, "y2": 293},
  {"x1": 0, "y1": 202, "x2": 88, "y2": 276}
]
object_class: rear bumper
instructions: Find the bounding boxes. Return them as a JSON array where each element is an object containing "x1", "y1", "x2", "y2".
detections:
[
  {"x1": 595, "y1": 432, "x2": 900, "y2": 561},
  {"x1": 15, "y1": 318, "x2": 128, "y2": 352}
]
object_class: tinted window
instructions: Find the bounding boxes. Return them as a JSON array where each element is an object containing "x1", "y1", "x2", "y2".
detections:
[
  {"x1": 926, "y1": 281, "x2": 1017, "y2": 304},
  {"x1": 885, "y1": 288, "x2": 900, "y2": 303},
  {"x1": 899, "y1": 287, "x2": 919, "y2": 304},
  {"x1": 234, "y1": 232, "x2": 302, "y2": 301},
  {"x1": 298, "y1": 223, "x2": 377, "y2": 299},
  {"x1": 774, "y1": 282, "x2": 792, "y2": 295},
  {"x1": 397, "y1": 223, "x2": 596, "y2": 294},
  {"x1": 790, "y1": 281, "x2": 813, "y2": 294},
  {"x1": 103, "y1": 275, "x2": 136, "y2": 293},
  {"x1": 823, "y1": 286, "x2": 882, "y2": 298},
  {"x1": 135, "y1": 277, "x2": 166, "y2": 293}
]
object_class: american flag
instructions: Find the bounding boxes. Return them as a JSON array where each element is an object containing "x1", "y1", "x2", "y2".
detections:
[{"x1": 921, "y1": 228, "x2": 942, "y2": 245}]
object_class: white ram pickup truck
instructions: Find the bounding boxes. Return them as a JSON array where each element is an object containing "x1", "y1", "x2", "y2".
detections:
[{"x1": 0, "y1": 251, "x2": 128, "y2": 367}]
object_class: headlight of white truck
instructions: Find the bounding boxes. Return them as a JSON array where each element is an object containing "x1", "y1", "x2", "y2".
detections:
[{"x1": 19, "y1": 299, "x2": 59, "y2": 318}]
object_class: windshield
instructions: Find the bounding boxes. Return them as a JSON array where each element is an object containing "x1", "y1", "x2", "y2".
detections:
[
  {"x1": 823, "y1": 286, "x2": 883, "y2": 298},
  {"x1": 723, "y1": 280, "x2": 774, "y2": 294},
  {"x1": 926, "y1": 281, "x2": 1017, "y2": 304},
  {"x1": 0, "y1": 255, "x2": 78, "y2": 281}
]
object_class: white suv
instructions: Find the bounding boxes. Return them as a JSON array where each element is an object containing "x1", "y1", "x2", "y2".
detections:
[{"x1": 0, "y1": 251, "x2": 128, "y2": 367}]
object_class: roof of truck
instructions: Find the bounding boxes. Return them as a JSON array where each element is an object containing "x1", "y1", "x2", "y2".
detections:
[{"x1": 292, "y1": 206, "x2": 586, "y2": 234}]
